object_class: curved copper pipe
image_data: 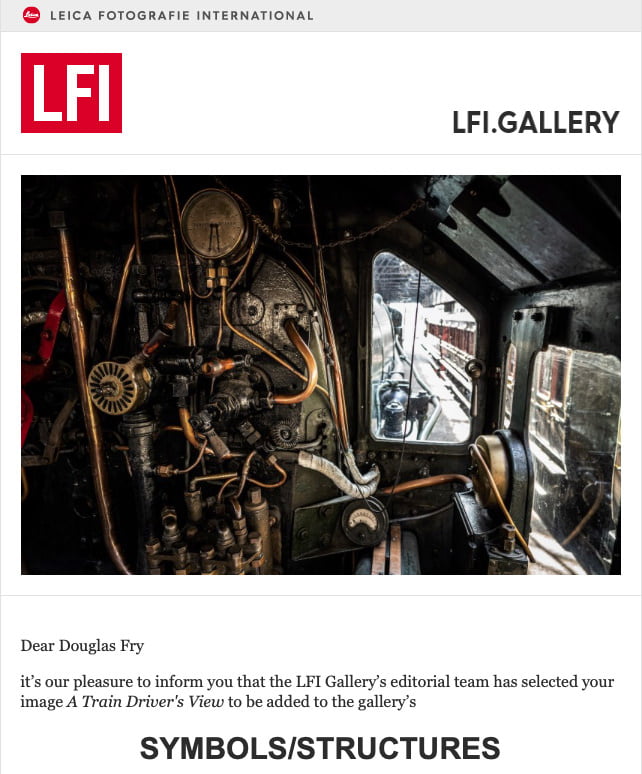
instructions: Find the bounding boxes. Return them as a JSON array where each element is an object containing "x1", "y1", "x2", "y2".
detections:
[
  {"x1": 469, "y1": 444, "x2": 535, "y2": 562},
  {"x1": 229, "y1": 496, "x2": 242, "y2": 520},
  {"x1": 107, "y1": 244, "x2": 136, "y2": 358},
  {"x1": 221, "y1": 286, "x2": 330, "y2": 404},
  {"x1": 57, "y1": 226, "x2": 132, "y2": 575},
  {"x1": 273, "y1": 320, "x2": 318, "y2": 405},
  {"x1": 215, "y1": 460, "x2": 288, "y2": 503},
  {"x1": 171, "y1": 439, "x2": 209, "y2": 476},
  {"x1": 249, "y1": 460, "x2": 288, "y2": 489},
  {"x1": 561, "y1": 481, "x2": 605, "y2": 547},
  {"x1": 236, "y1": 451, "x2": 257, "y2": 499},
  {"x1": 281, "y1": 249, "x2": 349, "y2": 448},
  {"x1": 379, "y1": 474, "x2": 472, "y2": 495},
  {"x1": 229, "y1": 226, "x2": 259, "y2": 291},
  {"x1": 217, "y1": 476, "x2": 240, "y2": 503},
  {"x1": 178, "y1": 407, "x2": 215, "y2": 457}
]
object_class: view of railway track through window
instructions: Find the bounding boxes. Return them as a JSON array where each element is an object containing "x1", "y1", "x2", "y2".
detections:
[{"x1": 371, "y1": 252, "x2": 476, "y2": 444}]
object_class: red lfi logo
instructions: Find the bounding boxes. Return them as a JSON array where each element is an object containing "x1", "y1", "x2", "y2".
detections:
[
  {"x1": 23, "y1": 7, "x2": 41, "y2": 23},
  {"x1": 21, "y1": 54, "x2": 122, "y2": 133}
]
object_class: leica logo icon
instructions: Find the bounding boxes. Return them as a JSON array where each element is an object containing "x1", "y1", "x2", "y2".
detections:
[
  {"x1": 21, "y1": 54, "x2": 122, "y2": 133},
  {"x1": 23, "y1": 7, "x2": 40, "y2": 23}
]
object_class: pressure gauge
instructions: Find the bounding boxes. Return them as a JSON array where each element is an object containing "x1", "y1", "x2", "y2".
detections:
[
  {"x1": 180, "y1": 188, "x2": 249, "y2": 261},
  {"x1": 341, "y1": 497, "x2": 388, "y2": 547}
]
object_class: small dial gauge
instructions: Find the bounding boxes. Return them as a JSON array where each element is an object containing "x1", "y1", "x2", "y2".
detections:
[
  {"x1": 180, "y1": 188, "x2": 249, "y2": 261},
  {"x1": 341, "y1": 497, "x2": 388, "y2": 547}
]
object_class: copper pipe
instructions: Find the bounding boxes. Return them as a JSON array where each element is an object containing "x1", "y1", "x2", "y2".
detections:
[
  {"x1": 561, "y1": 481, "x2": 605, "y2": 546},
  {"x1": 163, "y1": 176, "x2": 196, "y2": 346},
  {"x1": 282, "y1": 248, "x2": 349, "y2": 448},
  {"x1": 216, "y1": 301, "x2": 224, "y2": 350},
  {"x1": 324, "y1": 296, "x2": 349, "y2": 446},
  {"x1": 251, "y1": 461, "x2": 287, "y2": 489},
  {"x1": 169, "y1": 175, "x2": 197, "y2": 345},
  {"x1": 142, "y1": 299, "x2": 179, "y2": 357},
  {"x1": 379, "y1": 474, "x2": 472, "y2": 495},
  {"x1": 469, "y1": 445, "x2": 535, "y2": 562},
  {"x1": 190, "y1": 283, "x2": 214, "y2": 300},
  {"x1": 229, "y1": 496, "x2": 242, "y2": 521},
  {"x1": 189, "y1": 472, "x2": 237, "y2": 491},
  {"x1": 56, "y1": 224, "x2": 132, "y2": 574},
  {"x1": 283, "y1": 249, "x2": 342, "y2": 440},
  {"x1": 132, "y1": 183, "x2": 143, "y2": 266},
  {"x1": 217, "y1": 476, "x2": 240, "y2": 503},
  {"x1": 169, "y1": 176, "x2": 197, "y2": 342},
  {"x1": 109, "y1": 234, "x2": 179, "y2": 358},
  {"x1": 107, "y1": 243, "x2": 136, "y2": 358},
  {"x1": 273, "y1": 320, "x2": 318, "y2": 405},
  {"x1": 236, "y1": 451, "x2": 257, "y2": 499},
  {"x1": 221, "y1": 274, "x2": 339, "y2": 435},
  {"x1": 171, "y1": 439, "x2": 209, "y2": 475},
  {"x1": 229, "y1": 226, "x2": 260, "y2": 291},
  {"x1": 176, "y1": 409, "x2": 245, "y2": 460},
  {"x1": 21, "y1": 467, "x2": 29, "y2": 502},
  {"x1": 307, "y1": 179, "x2": 350, "y2": 449},
  {"x1": 221, "y1": 286, "x2": 330, "y2": 403},
  {"x1": 215, "y1": 461, "x2": 288, "y2": 502},
  {"x1": 178, "y1": 407, "x2": 215, "y2": 457},
  {"x1": 187, "y1": 254, "x2": 214, "y2": 300},
  {"x1": 307, "y1": 176, "x2": 322, "y2": 254}
]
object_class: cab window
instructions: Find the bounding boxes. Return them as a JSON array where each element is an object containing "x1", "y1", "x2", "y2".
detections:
[{"x1": 371, "y1": 251, "x2": 477, "y2": 444}]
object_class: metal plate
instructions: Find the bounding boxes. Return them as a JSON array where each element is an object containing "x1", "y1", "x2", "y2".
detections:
[
  {"x1": 479, "y1": 182, "x2": 610, "y2": 280},
  {"x1": 439, "y1": 206, "x2": 540, "y2": 290}
]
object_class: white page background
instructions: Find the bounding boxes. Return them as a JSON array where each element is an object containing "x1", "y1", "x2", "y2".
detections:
[{"x1": 2, "y1": 16, "x2": 640, "y2": 774}]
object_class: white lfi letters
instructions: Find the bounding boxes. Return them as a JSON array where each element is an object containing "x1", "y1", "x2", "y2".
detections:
[{"x1": 33, "y1": 64, "x2": 110, "y2": 121}]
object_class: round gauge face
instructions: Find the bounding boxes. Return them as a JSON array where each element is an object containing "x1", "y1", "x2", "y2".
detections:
[
  {"x1": 346, "y1": 508, "x2": 379, "y2": 531},
  {"x1": 180, "y1": 189, "x2": 248, "y2": 260},
  {"x1": 341, "y1": 498, "x2": 388, "y2": 547}
]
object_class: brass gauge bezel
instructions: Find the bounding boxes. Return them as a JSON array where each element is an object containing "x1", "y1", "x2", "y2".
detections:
[
  {"x1": 471, "y1": 434, "x2": 510, "y2": 507},
  {"x1": 180, "y1": 188, "x2": 249, "y2": 262}
]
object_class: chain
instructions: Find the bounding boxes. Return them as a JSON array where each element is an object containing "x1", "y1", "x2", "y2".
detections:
[{"x1": 214, "y1": 178, "x2": 425, "y2": 250}]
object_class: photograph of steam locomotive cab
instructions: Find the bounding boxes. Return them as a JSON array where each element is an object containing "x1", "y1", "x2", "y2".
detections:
[{"x1": 20, "y1": 175, "x2": 621, "y2": 575}]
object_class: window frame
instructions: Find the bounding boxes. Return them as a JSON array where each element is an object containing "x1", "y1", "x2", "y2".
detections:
[{"x1": 367, "y1": 249, "x2": 485, "y2": 451}]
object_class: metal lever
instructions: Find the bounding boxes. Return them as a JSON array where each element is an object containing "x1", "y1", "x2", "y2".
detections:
[{"x1": 465, "y1": 358, "x2": 486, "y2": 418}]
